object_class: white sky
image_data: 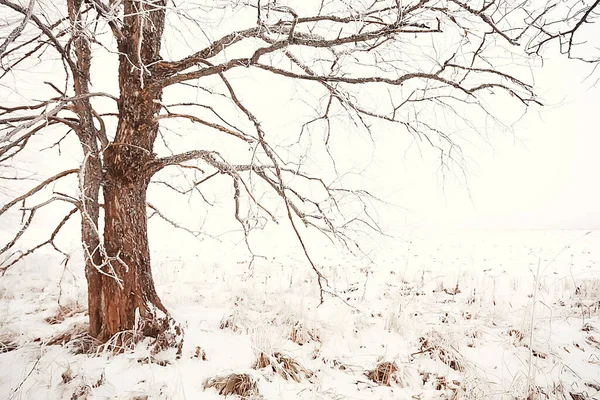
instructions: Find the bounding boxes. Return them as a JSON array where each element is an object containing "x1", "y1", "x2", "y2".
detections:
[
  {"x1": 383, "y1": 55, "x2": 600, "y2": 230},
  {"x1": 2, "y1": 2, "x2": 599, "y2": 239}
]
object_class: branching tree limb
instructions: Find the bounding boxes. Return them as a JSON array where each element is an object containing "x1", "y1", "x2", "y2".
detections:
[
  {"x1": 0, "y1": 0, "x2": 574, "y2": 341},
  {"x1": 526, "y1": 0, "x2": 600, "y2": 63}
]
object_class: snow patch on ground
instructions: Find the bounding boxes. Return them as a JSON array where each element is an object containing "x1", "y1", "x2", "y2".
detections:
[{"x1": 1, "y1": 230, "x2": 599, "y2": 399}]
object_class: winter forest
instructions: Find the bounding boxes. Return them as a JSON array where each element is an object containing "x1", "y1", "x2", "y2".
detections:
[{"x1": 1, "y1": 0, "x2": 600, "y2": 399}]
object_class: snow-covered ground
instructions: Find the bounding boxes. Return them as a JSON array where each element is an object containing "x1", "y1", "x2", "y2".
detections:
[{"x1": 1, "y1": 230, "x2": 599, "y2": 399}]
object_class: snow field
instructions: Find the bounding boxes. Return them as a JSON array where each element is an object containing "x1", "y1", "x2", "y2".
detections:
[{"x1": 1, "y1": 230, "x2": 599, "y2": 399}]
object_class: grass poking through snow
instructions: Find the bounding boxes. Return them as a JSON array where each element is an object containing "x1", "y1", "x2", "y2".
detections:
[
  {"x1": 203, "y1": 373, "x2": 260, "y2": 399},
  {"x1": 1, "y1": 231, "x2": 600, "y2": 399},
  {"x1": 253, "y1": 351, "x2": 313, "y2": 382}
]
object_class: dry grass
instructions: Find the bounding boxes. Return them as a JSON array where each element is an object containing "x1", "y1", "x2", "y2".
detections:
[
  {"x1": 582, "y1": 323, "x2": 596, "y2": 332},
  {"x1": 421, "y1": 372, "x2": 463, "y2": 398},
  {"x1": 585, "y1": 382, "x2": 600, "y2": 391},
  {"x1": 321, "y1": 357, "x2": 348, "y2": 371},
  {"x1": 150, "y1": 322, "x2": 184, "y2": 357},
  {"x1": 289, "y1": 322, "x2": 320, "y2": 346},
  {"x1": 70, "y1": 385, "x2": 91, "y2": 400},
  {"x1": 194, "y1": 345, "x2": 207, "y2": 360},
  {"x1": 366, "y1": 361, "x2": 402, "y2": 386},
  {"x1": 220, "y1": 314, "x2": 243, "y2": 333},
  {"x1": 506, "y1": 328, "x2": 548, "y2": 359},
  {"x1": 465, "y1": 328, "x2": 481, "y2": 348},
  {"x1": 47, "y1": 323, "x2": 99, "y2": 354},
  {"x1": 253, "y1": 351, "x2": 313, "y2": 382},
  {"x1": 67, "y1": 369, "x2": 105, "y2": 399},
  {"x1": 587, "y1": 335, "x2": 600, "y2": 349},
  {"x1": 137, "y1": 356, "x2": 171, "y2": 367},
  {"x1": 96, "y1": 329, "x2": 143, "y2": 354},
  {"x1": 0, "y1": 333, "x2": 18, "y2": 353},
  {"x1": 203, "y1": 373, "x2": 260, "y2": 399},
  {"x1": 508, "y1": 328, "x2": 525, "y2": 343},
  {"x1": 418, "y1": 334, "x2": 465, "y2": 372},
  {"x1": 45, "y1": 302, "x2": 84, "y2": 325}
]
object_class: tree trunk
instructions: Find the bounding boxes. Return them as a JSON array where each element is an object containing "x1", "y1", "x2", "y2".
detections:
[
  {"x1": 85, "y1": 0, "x2": 171, "y2": 342},
  {"x1": 65, "y1": 0, "x2": 106, "y2": 339},
  {"x1": 97, "y1": 162, "x2": 167, "y2": 342},
  {"x1": 81, "y1": 149, "x2": 104, "y2": 339}
]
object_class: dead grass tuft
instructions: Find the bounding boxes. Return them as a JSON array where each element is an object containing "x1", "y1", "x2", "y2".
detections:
[
  {"x1": 289, "y1": 322, "x2": 320, "y2": 346},
  {"x1": 194, "y1": 345, "x2": 207, "y2": 360},
  {"x1": 418, "y1": 335, "x2": 465, "y2": 372},
  {"x1": 253, "y1": 351, "x2": 313, "y2": 382},
  {"x1": 137, "y1": 356, "x2": 171, "y2": 367},
  {"x1": 150, "y1": 322, "x2": 184, "y2": 358},
  {"x1": 97, "y1": 329, "x2": 143, "y2": 354},
  {"x1": 203, "y1": 373, "x2": 260, "y2": 399},
  {"x1": 585, "y1": 382, "x2": 600, "y2": 391},
  {"x1": 0, "y1": 333, "x2": 18, "y2": 353},
  {"x1": 220, "y1": 314, "x2": 243, "y2": 333},
  {"x1": 45, "y1": 302, "x2": 84, "y2": 325},
  {"x1": 66, "y1": 371, "x2": 105, "y2": 399},
  {"x1": 508, "y1": 328, "x2": 525, "y2": 343},
  {"x1": 366, "y1": 361, "x2": 401, "y2": 386},
  {"x1": 70, "y1": 385, "x2": 91, "y2": 400},
  {"x1": 61, "y1": 366, "x2": 73, "y2": 384},
  {"x1": 587, "y1": 335, "x2": 600, "y2": 349},
  {"x1": 581, "y1": 323, "x2": 595, "y2": 332},
  {"x1": 433, "y1": 283, "x2": 461, "y2": 296},
  {"x1": 322, "y1": 358, "x2": 347, "y2": 371},
  {"x1": 47, "y1": 323, "x2": 99, "y2": 354},
  {"x1": 421, "y1": 371, "x2": 462, "y2": 395}
]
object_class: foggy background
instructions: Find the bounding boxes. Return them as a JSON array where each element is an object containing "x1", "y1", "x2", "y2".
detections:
[
  {"x1": 2, "y1": 3, "x2": 599, "y2": 268},
  {"x1": 385, "y1": 55, "x2": 600, "y2": 231}
]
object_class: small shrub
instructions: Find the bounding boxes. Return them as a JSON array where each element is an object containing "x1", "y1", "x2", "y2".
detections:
[
  {"x1": 366, "y1": 361, "x2": 402, "y2": 386},
  {"x1": 253, "y1": 351, "x2": 312, "y2": 382},
  {"x1": 203, "y1": 373, "x2": 260, "y2": 399}
]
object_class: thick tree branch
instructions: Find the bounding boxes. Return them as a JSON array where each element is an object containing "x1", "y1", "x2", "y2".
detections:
[
  {"x1": 0, "y1": 169, "x2": 79, "y2": 217},
  {"x1": 0, "y1": 0, "x2": 35, "y2": 56}
]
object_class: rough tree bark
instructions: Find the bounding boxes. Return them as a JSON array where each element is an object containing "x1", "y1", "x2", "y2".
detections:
[
  {"x1": 66, "y1": 0, "x2": 106, "y2": 338},
  {"x1": 88, "y1": 0, "x2": 169, "y2": 341},
  {"x1": 100, "y1": 172, "x2": 167, "y2": 341}
]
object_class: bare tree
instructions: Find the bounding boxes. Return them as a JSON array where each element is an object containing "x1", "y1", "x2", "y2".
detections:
[{"x1": 1, "y1": 0, "x2": 542, "y2": 343}]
